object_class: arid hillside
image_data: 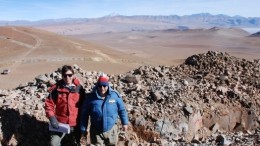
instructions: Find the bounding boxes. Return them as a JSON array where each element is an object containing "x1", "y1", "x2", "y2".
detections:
[{"x1": 0, "y1": 26, "x2": 146, "y2": 89}]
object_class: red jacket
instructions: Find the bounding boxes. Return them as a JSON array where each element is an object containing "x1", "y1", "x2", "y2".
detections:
[{"x1": 45, "y1": 78, "x2": 85, "y2": 126}]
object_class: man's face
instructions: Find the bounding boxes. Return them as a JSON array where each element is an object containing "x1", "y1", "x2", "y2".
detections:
[
  {"x1": 98, "y1": 85, "x2": 108, "y2": 96},
  {"x1": 62, "y1": 70, "x2": 73, "y2": 85}
]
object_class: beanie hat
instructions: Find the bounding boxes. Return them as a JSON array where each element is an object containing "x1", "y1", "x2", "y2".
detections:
[{"x1": 98, "y1": 73, "x2": 109, "y2": 86}]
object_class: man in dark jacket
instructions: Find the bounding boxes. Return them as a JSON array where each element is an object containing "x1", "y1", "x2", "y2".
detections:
[
  {"x1": 80, "y1": 73, "x2": 128, "y2": 146},
  {"x1": 45, "y1": 65, "x2": 85, "y2": 146}
]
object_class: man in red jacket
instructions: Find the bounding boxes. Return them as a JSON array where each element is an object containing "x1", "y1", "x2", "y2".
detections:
[{"x1": 45, "y1": 65, "x2": 85, "y2": 146}]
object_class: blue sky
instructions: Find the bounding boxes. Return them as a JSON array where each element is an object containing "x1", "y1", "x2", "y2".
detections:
[{"x1": 1, "y1": 0, "x2": 259, "y2": 21}]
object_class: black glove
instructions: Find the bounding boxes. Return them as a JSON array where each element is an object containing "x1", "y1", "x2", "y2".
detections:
[{"x1": 49, "y1": 116, "x2": 59, "y2": 129}]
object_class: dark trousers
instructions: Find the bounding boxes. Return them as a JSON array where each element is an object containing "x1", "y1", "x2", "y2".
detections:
[
  {"x1": 90, "y1": 125, "x2": 118, "y2": 146},
  {"x1": 50, "y1": 126, "x2": 81, "y2": 146}
]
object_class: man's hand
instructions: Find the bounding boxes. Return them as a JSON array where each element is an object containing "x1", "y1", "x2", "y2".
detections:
[
  {"x1": 80, "y1": 131, "x2": 88, "y2": 145},
  {"x1": 122, "y1": 125, "x2": 128, "y2": 131},
  {"x1": 49, "y1": 116, "x2": 59, "y2": 129}
]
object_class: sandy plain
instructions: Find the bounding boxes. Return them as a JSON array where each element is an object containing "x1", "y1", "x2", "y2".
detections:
[{"x1": 0, "y1": 26, "x2": 260, "y2": 89}]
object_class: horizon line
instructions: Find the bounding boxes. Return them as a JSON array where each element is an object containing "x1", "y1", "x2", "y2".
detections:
[{"x1": 1, "y1": 13, "x2": 259, "y2": 22}]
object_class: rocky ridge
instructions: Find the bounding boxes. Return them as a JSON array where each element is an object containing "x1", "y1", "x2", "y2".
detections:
[{"x1": 0, "y1": 51, "x2": 260, "y2": 146}]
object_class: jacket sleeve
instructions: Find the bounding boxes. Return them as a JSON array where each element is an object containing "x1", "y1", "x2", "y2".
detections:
[
  {"x1": 80, "y1": 95, "x2": 91, "y2": 132},
  {"x1": 116, "y1": 94, "x2": 129, "y2": 125},
  {"x1": 78, "y1": 85, "x2": 86, "y2": 109},
  {"x1": 73, "y1": 78, "x2": 86, "y2": 109},
  {"x1": 44, "y1": 87, "x2": 57, "y2": 118},
  {"x1": 76, "y1": 85, "x2": 86, "y2": 126}
]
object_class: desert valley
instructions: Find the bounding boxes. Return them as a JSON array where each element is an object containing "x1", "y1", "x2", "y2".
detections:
[{"x1": 1, "y1": 18, "x2": 260, "y2": 89}]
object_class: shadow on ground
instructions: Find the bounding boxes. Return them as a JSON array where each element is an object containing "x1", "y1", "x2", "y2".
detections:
[{"x1": 0, "y1": 108, "x2": 50, "y2": 146}]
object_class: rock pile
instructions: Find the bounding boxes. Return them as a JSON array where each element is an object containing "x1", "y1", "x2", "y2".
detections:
[{"x1": 0, "y1": 51, "x2": 259, "y2": 146}]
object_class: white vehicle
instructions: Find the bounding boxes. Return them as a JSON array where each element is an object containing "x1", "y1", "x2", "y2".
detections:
[{"x1": 1, "y1": 69, "x2": 10, "y2": 75}]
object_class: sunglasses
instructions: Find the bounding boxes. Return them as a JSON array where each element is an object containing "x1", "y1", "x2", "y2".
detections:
[
  {"x1": 63, "y1": 74, "x2": 73, "y2": 77},
  {"x1": 98, "y1": 85, "x2": 107, "y2": 88}
]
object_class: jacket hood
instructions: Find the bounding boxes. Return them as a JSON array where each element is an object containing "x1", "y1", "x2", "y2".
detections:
[{"x1": 72, "y1": 78, "x2": 81, "y2": 85}]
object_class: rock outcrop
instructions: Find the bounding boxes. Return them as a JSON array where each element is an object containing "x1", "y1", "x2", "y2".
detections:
[{"x1": 0, "y1": 51, "x2": 260, "y2": 146}]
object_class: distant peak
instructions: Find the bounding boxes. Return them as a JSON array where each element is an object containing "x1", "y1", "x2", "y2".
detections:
[
  {"x1": 249, "y1": 31, "x2": 260, "y2": 37},
  {"x1": 190, "y1": 13, "x2": 212, "y2": 16},
  {"x1": 104, "y1": 13, "x2": 120, "y2": 17},
  {"x1": 209, "y1": 26, "x2": 220, "y2": 31}
]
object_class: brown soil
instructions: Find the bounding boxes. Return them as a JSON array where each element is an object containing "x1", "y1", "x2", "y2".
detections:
[{"x1": 1, "y1": 26, "x2": 260, "y2": 89}]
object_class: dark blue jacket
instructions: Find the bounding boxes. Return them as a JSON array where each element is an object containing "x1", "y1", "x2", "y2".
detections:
[{"x1": 80, "y1": 86, "x2": 129, "y2": 132}]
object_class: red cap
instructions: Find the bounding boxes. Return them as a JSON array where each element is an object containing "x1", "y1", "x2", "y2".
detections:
[{"x1": 98, "y1": 73, "x2": 109, "y2": 86}]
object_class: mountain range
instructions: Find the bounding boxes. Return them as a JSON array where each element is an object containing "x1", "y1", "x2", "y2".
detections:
[{"x1": 1, "y1": 13, "x2": 260, "y2": 31}]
